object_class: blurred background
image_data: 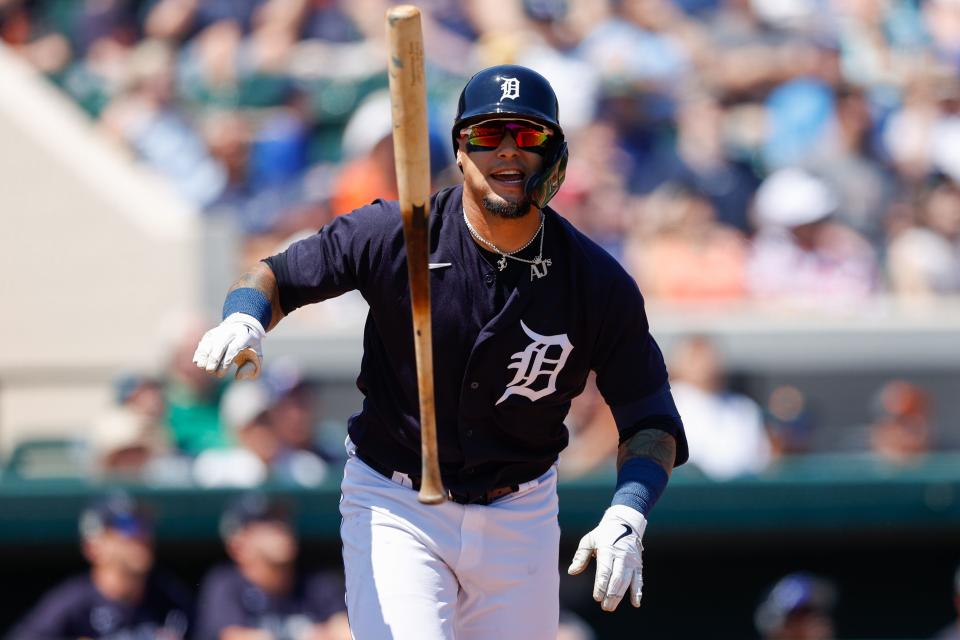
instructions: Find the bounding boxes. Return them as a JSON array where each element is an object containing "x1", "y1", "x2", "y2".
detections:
[{"x1": 1, "y1": 0, "x2": 959, "y2": 638}]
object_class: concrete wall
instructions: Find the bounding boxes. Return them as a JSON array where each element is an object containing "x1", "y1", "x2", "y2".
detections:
[{"x1": 0, "y1": 44, "x2": 200, "y2": 454}]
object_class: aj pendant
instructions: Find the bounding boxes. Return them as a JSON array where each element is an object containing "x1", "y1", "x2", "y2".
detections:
[
  {"x1": 530, "y1": 258, "x2": 552, "y2": 281},
  {"x1": 497, "y1": 257, "x2": 508, "y2": 271}
]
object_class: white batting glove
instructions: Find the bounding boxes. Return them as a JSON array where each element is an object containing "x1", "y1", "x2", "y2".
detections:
[
  {"x1": 192, "y1": 312, "x2": 265, "y2": 376},
  {"x1": 567, "y1": 504, "x2": 647, "y2": 612}
]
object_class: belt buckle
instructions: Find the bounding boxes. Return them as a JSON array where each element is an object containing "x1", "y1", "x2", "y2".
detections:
[{"x1": 445, "y1": 489, "x2": 484, "y2": 505}]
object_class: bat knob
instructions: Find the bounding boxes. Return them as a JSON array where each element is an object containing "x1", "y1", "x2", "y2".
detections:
[{"x1": 233, "y1": 348, "x2": 261, "y2": 380}]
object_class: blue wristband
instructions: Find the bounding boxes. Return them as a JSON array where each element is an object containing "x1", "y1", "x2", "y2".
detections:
[
  {"x1": 612, "y1": 457, "x2": 669, "y2": 517},
  {"x1": 222, "y1": 287, "x2": 272, "y2": 329}
]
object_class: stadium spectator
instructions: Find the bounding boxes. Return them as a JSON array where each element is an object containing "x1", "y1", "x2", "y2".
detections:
[
  {"x1": 193, "y1": 378, "x2": 328, "y2": 487},
  {"x1": 143, "y1": 0, "x2": 263, "y2": 42},
  {"x1": 98, "y1": 38, "x2": 227, "y2": 207},
  {"x1": 668, "y1": 335, "x2": 771, "y2": 480},
  {"x1": 89, "y1": 374, "x2": 194, "y2": 483},
  {"x1": 658, "y1": 89, "x2": 760, "y2": 232},
  {"x1": 195, "y1": 493, "x2": 349, "y2": 640},
  {"x1": 9, "y1": 0, "x2": 960, "y2": 311},
  {"x1": 755, "y1": 572, "x2": 837, "y2": 640},
  {"x1": 330, "y1": 89, "x2": 399, "y2": 215},
  {"x1": 88, "y1": 406, "x2": 171, "y2": 479},
  {"x1": 193, "y1": 379, "x2": 275, "y2": 487},
  {"x1": 747, "y1": 167, "x2": 879, "y2": 304},
  {"x1": 933, "y1": 563, "x2": 960, "y2": 640},
  {"x1": 808, "y1": 84, "x2": 891, "y2": 244},
  {"x1": 162, "y1": 313, "x2": 229, "y2": 455},
  {"x1": 887, "y1": 177, "x2": 960, "y2": 298},
  {"x1": 8, "y1": 492, "x2": 193, "y2": 640},
  {"x1": 549, "y1": 121, "x2": 636, "y2": 260},
  {"x1": 868, "y1": 379, "x2": 933, "y2": 464},
  {"x1": 763, "y1": 384, "x2": 818, "y2": 459},
  {"x1": 625, "y1": 182, "x2": 749, "y2": 301},
  {"x1": 114, "y1": 372, "x2": 167, "y2": 425},
  {"x1": 265, "y1": 359, "x2": 343, "y2": 465}
]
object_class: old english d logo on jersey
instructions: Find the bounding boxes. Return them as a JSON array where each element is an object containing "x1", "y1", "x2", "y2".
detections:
[
  {"x1": 496, "y1": 320, "x2": 573, "y2": 405},
  {"x1": 500, "y1": 77, "x2": 520, "y2": 101}
]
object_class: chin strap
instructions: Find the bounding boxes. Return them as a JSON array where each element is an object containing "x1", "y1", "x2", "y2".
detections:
[{"x1": 525, "y1": 140, "x2": 568, "y2": 209}]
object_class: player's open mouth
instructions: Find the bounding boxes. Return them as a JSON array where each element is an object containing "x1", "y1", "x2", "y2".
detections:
[{"x1": 490, "y1": 169, "x2": 525, "y2": 185}]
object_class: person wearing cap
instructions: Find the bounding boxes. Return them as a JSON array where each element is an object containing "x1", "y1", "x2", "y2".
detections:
[
  {"x1": 933, "y1": 563, "x2": 960, "y2": 640},
  {"x1": 85, "y1": 372, "x2": 176, "y2": 479},
  {"x1": 8, "y1": 492, "x2": 193, "y2": 639},
  {"x1": 194, "y1": 493, "x2": 349, "y2": 640},
  {"x1": 191, "y1": 379, "x2": 276, "y2": 487},
  {"x1": 746, "y1": 167, "x2": 879, "y2": 303},
  {"x1": 193, "y1": 379, "x2": 327, "y2": 487},
  {"x1": 89, "y1": 406, "x2": 172, "y2": 478},
  {"x1": 755, "y1": 572, "x2": 837, "y2": 640}
]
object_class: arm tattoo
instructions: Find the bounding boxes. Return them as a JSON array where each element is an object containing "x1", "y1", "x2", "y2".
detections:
[
  {"x1": 227, "y1": 262, "x2": 284, "y2": 330},
  {"x1": 617, "y1": 429, "x2": 676, "y2": 477}
]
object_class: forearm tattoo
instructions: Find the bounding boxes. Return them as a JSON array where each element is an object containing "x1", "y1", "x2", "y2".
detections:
[
  {"x1": 617, "y1": 429, "x2": 676, "y2": 477},
  {"x1": 228, "y1": 262, "x2": 284, "y2": 330}
]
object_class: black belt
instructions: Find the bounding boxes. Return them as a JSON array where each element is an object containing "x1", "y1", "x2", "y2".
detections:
[{"x1": 356, "y1": 450, "x2": 520, "y2": 506}]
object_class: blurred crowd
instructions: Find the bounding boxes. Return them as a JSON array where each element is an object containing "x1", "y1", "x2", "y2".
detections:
[
  {"x1": 1, "y1": 311, "x2": 941, "y2": 491},
  {"x1": 562, "y1": 333, "x2": 946, "y2": 482},
  {"x1": 101, "y1": 313, "x2": 344, "y2": 488},
  {"x1": 0, "y1": 0, "x2": 956, "y2": 482},
  {"x1": 2, "y1": 0, "x2": 959, "y2": 302}
]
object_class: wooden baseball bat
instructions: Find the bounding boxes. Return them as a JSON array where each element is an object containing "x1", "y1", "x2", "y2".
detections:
[
  {"x1": 386, "y1": 4, "x2": 444, "y2": 505},
  {"x1": 233, "y1": 347, "x2": 261, "y2": 380}
]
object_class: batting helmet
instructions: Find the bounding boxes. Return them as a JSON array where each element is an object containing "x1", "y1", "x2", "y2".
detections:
[{"x1": 452, "y1": 65, "x2": 568, "y2": 209}]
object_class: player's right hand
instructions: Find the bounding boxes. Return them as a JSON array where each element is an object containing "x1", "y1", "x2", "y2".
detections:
[{"x1": 192, "y1": 312, "x2": 265, "y2": 376}]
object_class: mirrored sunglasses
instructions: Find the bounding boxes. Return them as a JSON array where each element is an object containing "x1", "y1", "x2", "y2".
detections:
[{"x1": 459, "y1": 119, "x2": 554, "y2": 153}]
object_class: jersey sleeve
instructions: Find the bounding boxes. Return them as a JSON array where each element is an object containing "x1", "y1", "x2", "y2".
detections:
[
  {"x1": 264, "y1": 200, "x2": 396, "y2": 315},
  {"x1": 591, "y1": 269, "x2": 689, "y2": 466}
]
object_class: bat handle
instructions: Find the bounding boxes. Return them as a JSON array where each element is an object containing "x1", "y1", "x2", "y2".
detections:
[{"x1": 233, "y1": 348, "x2": 261, "y2": 380}]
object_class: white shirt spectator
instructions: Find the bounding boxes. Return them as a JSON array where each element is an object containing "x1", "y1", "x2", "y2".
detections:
[{"x1": 671, "y1": 381, "x2": 772, "y2": 480}]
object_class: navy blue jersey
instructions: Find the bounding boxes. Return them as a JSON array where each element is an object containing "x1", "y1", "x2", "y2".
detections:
[
  {"x1": 194, "y1": 565, "x2": 346, "y2": 640},
  {"x1": 8, "y1": 572, "x2": 192, "y2": 640},
  {"x1": 265, "y1": 185, "x2": 687, "y2": 496}
]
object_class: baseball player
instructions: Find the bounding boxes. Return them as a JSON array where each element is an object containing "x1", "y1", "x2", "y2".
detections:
[{"x1": 194, "y1": 65, "x2": 688, "y2": 639}]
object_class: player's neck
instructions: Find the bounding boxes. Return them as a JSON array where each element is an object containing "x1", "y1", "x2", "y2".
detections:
[{"x1": 463, "y1": 201, "x2": 542, "y2": 254}]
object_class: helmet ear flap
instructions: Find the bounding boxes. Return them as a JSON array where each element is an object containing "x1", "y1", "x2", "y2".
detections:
[{"x1": 526, "y1": 140, "x2": 568, "y2": 209}]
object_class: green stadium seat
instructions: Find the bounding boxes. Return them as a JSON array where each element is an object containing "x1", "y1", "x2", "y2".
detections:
[{"x1": 4, "y1": 437, "x2": 91, "y2": 480}]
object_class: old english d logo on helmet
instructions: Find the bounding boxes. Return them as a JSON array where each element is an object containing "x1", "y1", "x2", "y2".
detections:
[
  {"x1": 453, "y1": 65, "x2": 568, "y2": 209},
  {"x1": 500, "y1": 77, "x2": 520, "y2": 100}
]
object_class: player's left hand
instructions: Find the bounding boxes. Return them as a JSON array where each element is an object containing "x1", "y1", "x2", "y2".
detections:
[{"x1": 567, "y1": 504, "x2": 647, "y2": 612}]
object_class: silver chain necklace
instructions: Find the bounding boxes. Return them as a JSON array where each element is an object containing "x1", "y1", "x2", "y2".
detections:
[{"x1": 462, "y1": 209, "x2": 552, "y2": 280}]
